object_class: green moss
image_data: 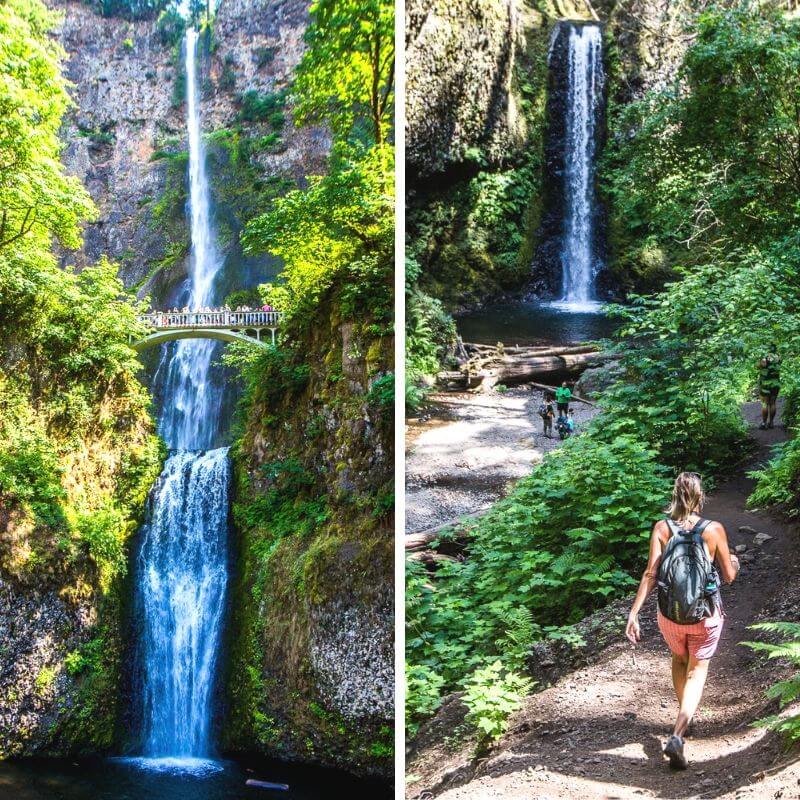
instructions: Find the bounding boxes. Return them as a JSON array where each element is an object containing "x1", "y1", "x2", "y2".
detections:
[
  {"x1": 222, "y1": 280, "x2": 392, "y2": 774},
  {"x1": 34, "y1": 666, "x2": 57, "y2": 696}
]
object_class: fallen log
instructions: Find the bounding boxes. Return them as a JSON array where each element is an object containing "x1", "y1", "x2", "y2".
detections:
[
  {"x1": 464, "y1": 343, "x2": 599, "y2": 358},
  {"x1": 474, "y1": 352, "x2": 612, "y2": 390},
  {"x1": 406, "y1": 550, "x2": 459, "y2": 567},
  {"x1": 405, "y1": 509, "x2": 488, "y2": 551}
]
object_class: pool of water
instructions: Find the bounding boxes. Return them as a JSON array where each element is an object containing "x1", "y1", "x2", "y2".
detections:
[
  {"x1": 456, "y1": 301, "x2": 619, "y2": 346},
  {"x1": 0, "y1": 755, "x2": 391, "y2": 800}
]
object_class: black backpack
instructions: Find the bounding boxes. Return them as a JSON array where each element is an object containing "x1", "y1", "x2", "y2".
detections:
[
  {"x1": 538, "y1": 403, "x2": 550, "y2": 419},
  {"x1": 657, "y1": 518, "x2": 720, "y2": 624}
]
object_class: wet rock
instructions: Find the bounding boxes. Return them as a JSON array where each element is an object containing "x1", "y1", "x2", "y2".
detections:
[{"x1": 753, "y1": 533, "x2": 773, "y2": 546}]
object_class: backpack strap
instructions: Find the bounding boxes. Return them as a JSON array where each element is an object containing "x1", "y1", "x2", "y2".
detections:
[{"x1": 665, "y1": 517, "x2": 710, "y2": 540}]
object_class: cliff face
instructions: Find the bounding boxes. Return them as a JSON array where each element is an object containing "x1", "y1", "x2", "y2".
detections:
[
  {"x1": 224, "y1": 284, "x2": 394, "y2": 778},
  {"x1": 406, "y1": 0, "x2": 527, "y2": 178},
  {"x1": 0, "y1": 386, "x2": 161, "y2": 758},
  {"x1": 54, "y1": 0, "x2": 328, "y2": 299},
  {"x1": 405, "y1": 0, "x2": 552, "y2": 309}
]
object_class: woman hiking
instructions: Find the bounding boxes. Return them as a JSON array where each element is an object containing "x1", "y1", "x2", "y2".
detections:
[{"x1": 625, "y1": 472, "x2": 740, "y2": 770}]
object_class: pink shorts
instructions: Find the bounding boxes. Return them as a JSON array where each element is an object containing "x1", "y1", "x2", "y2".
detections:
[{"x1": 657, "y1": 610, "x2": 724, "y2": 661}]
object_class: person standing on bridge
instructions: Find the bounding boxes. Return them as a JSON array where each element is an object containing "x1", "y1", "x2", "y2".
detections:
[{"x1": 625, "y1": 472, "x2": 739, "y2": 770}]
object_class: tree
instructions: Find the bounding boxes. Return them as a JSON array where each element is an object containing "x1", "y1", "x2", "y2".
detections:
[
  {"x1": 291, "y1": 0, "x2": 395, "y2": 146},
  {"x1": 242, "y1": 0, "x2": 394, "y2": 328},
  {"x1": 0, "y1": 0, "x2": 95, "y2": 253}
]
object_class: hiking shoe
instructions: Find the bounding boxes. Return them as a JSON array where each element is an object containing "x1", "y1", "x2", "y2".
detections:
[
  {"x1": 759, "y1": 423, "x2": 768, "y2": 430},
  {"x1": 663, "y1": 734, "x2": 688, "y2": 770}
]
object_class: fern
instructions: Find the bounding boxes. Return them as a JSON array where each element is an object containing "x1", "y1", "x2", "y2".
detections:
[{"x1": 743, "y1": 622, "x2": 800, "y2": 742}]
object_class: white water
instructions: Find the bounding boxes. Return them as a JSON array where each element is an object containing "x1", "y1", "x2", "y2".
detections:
[
  {"x1": 155, "y1": 28, "x2": 224, "y2": 451},
  {"x1": 135, "y1": 29, "x2": 230, "y2": 767},
  {"x1": 557, "y1": 23, "x2": 604, "y2": 311}
]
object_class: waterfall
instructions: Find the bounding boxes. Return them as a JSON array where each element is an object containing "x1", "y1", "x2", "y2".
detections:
[
  {"x1": 136, "y1": 449, "x2": 230, "y2": 758},
  {"x1": 132, "y1": 28, "x2": 230, "y2": 769},
  {"x1": 556, "y1": 23, "x2": 604, "y2": 310}
]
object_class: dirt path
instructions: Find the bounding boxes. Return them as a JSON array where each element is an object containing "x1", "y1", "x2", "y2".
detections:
[
  {"x1": 409, "y1": 402, "x2": 800, "y2": 799},
  {"x1": 405, "y1": 387, "x2": 598, "y2": 533}
]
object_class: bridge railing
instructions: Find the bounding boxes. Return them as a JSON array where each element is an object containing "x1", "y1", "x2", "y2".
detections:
[{"x1": 138, "y1": 310, "x2": 283, "y2": 329}]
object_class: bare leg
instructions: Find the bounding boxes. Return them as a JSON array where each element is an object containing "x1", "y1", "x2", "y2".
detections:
[
  {"x1": 769, "y1": 397, "x2": 777, "y2": 426},
  {"x1": 673, "y1": 655, "x2": 710, "y2": 738},
  {"x1": 671, "y1": 653, "x2": 689, "y2": 705},
  {"x1": 761, "y1": 396, "x2": 769, "y2": 426}
]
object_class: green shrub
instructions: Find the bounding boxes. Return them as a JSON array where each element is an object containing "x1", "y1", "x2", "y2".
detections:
[
  {"x1": 220, "y1": 54, "x2": 236, "y2": 91},
  {"x1": 254, "y1": 46, "x2": 276, "y2": 67},
  {"x1": 405, "y1": 663, "x2": 445, "y2": 737},
  {"x1": 238, "y1": 89, "x2": 286, "y2": 124},
  {"x1": 743, "y1": 622, "x2": 800, "y2": 742},
  {"x1": 463, "y1": 661, "x2": 532, "y2": 743},
  {"x1": 157, "y1": 6, "x2": 185, "y2": 47}
]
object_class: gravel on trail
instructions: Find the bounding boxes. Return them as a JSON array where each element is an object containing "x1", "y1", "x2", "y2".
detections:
[{"x1": 405, "y1": 386, "x2": 598, "y2": 534}]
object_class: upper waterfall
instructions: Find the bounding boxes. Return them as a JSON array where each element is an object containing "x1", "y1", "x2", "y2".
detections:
[
  {"x1": 558, "y1": 23, "x2": 604, "y2": 309},
  {"x1": 155, "y1": 27, "x2": 225, "y2": 451}
]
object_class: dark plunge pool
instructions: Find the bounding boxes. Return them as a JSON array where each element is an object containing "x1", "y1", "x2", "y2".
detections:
[
  {"x1": 0, "y1": 756, "x2": 391, "y2": 800},
  {"x1": 456, "y1": 301, "x2": 619, "y2": 346}
]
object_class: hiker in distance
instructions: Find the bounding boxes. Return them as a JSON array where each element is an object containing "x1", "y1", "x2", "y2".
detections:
[
  {"x1": 758, "y1": 347, "x2": 781, "y2": 429},
  {"x1": 538, "y1": 394, "x2": 555, "y2": 438},
  {"x1": 625, "y1": 472, "x2": 740, "y2": 770},
  {"x1": 554, "y1": 380, "x2": 572, "y2": 414}
]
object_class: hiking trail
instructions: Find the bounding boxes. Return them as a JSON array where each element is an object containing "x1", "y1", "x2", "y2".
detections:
[{"x1": 408, "y1": 401, "x2": 800, "y2": 800}]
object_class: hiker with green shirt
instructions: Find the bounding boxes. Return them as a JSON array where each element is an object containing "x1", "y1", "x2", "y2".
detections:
[
  {"x1": 555, "y1": 381, "x2": 572, "y2": 415},
  {"x1": 757, "y1": 349, "x2": 781, "y2": 429}
]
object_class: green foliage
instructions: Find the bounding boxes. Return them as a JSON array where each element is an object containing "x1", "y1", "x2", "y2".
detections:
[
  {"x1": 0, "y1": 0, "x2": 160, "y2": 588},
  {"x1": 405, "y1": 257, "x2": 457, "y2": 410},
  {"x1": 244, "y1": 141, "x2": 393, "y2": 327},
  {"x1": 171, "y1": 64, "x2": 186, "y2": 108},
  {"x1": 408, "y1": 157, "x2": 541, "y2": 308},
  {"x1": 463, "y1": 661, "x2": 532, "y2": 742},
  {"x1": 34, "y1": 666, "x2": 57, "y2": 696},
  {"x1": 743, "y1": 622, "x2": 800, "y2": 742},
  {"x1": 157, "y1": 6, "x2": 185, "y2": 47},
  {"x1": 405, "y1": 663, "x2": 445, "y2": 737},
  {"x1": 0, "y1": 0, "x2": 95, "y2": 252},
  {"x1": 407, "y1": 432, "x2": 670, "y2": 706},
  {"x1": 601, "y1": 4, "x2": 800, "y2": 289},
  {"x1": 241, "y1": 0, "x2": 394, "y2": 333},
  {"x1": 254, "y1": 45, "x2": 276, "y2": 67},
  {"x1": 292, "y1": 0, "x2": 394, "y2": 145},
  {"x1": 238, "y1": 89, "x2": 286, "y2": 125},
  {"x1": 73, "y1": 505, "x2": 127, "y2": 591},
  {"x1": 81, "y1": 0, "x2": 170, "y2": 20},
  {"x1": 220, "y1": 54, "x2": 236, "y2": 91},
  {"x1": 366, "y1": 373, "x2": 394, "y2": 421}
]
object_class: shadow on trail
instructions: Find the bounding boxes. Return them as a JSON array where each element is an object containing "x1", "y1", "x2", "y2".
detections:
[{"x1": 479, "y1": 711, "x2": 796, "y2": 799}]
